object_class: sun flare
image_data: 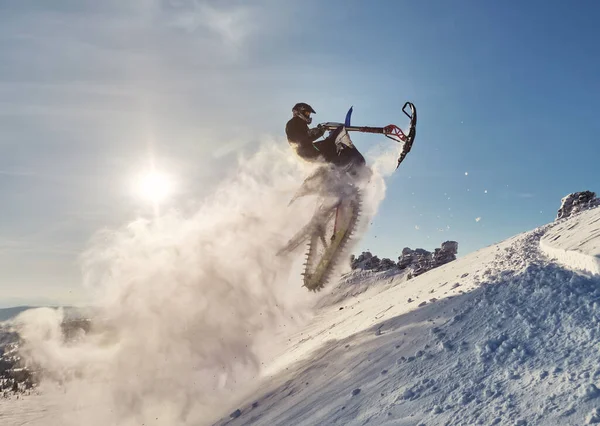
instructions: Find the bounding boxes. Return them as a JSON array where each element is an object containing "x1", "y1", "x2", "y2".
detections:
[{"x1": 134, "y1": 170, "x2": 174, "y2": 205}]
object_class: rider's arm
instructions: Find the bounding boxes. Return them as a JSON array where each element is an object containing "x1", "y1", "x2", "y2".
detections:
[
  {"x1": 287, "y1": 119, "x2": 323, "y2": 147},
  {"x1": 307, "y1": 126, "x2": 325, "y2": 141}
]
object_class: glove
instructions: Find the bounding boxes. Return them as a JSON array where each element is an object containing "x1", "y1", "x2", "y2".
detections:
[{"x1": 308, "y1": 125, "x2": 326, "y2": 140}]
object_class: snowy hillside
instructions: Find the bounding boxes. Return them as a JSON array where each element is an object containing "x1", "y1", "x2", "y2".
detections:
[
  {"x1": 214, "y1": 206, "x2": 600, "y2": 426},
  {"x1": 0, "y1": 307, "x2": 34, "y2": 323},
  {"x1": 2, "y1": 205, "x2": 600, "y2": 425},
  {"x1": 541, "y1": 206, "x2": 600, "y2": 275},
  {"x1": 0, "y1": 312, "x2": 92, "y2": 400}
]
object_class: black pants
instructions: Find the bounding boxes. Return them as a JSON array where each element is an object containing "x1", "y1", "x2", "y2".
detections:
[{"x1": 313, "y1": 127, "x2": 366, "y2": 169}]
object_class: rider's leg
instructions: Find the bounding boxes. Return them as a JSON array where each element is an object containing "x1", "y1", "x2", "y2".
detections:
[{"x1": 313, "y1": 126, "x2": 344, "y2": 163}]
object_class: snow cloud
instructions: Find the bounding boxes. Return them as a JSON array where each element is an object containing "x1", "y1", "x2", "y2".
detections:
[
  {"x1": 15, "y1": 142, "x2": 394, "y2": 425},
  {"x1": 16, "y1": 144, "x2": 316, "y2": 425}
]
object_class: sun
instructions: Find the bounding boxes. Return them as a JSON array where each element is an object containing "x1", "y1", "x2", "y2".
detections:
[{"x1": 134, "y1": 169, "x2": 174, "y2": 205}]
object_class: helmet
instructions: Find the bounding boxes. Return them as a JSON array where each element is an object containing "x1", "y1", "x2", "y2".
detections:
[{"x1": 292, "y1": 102, "x2": 316, "y2": 124}]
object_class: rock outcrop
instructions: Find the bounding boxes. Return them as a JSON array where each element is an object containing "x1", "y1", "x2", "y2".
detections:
[
  {"x1": 557, "y1": 191, "x2": 600, "y2": 220},
  {"x1": 351, "y1": 241, "x2": 459, "y2": 277}
]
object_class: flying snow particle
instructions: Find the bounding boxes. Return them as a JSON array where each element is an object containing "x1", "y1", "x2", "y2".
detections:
[
  {"x1": 484, "y1": 190, "x2": 488, "y2": 194},
  {"x1": 476, "y1": 217, "x2": 482, "y2": 222},
  {"x1": 465, "y1": 172, "x2": 468, "y2": 176},
  {"x1": 415, "y1": 225, "x2": 420, "y2": 230}
]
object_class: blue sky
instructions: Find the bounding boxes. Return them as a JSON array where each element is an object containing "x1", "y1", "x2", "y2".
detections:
[{"x1": 0, "y1": 0, "x2": 599, "y2": 306}]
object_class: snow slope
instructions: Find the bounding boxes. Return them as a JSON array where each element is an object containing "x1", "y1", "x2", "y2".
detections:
[
  {"x1": 541, "y1": 207, "x2": 600, "y2": 275},
  {"x1": 3, "y1": 207, "x2": 600, "y2": 425},
  {"x1": 214, "y1": 206, "x2": 600, "y2": 426}
]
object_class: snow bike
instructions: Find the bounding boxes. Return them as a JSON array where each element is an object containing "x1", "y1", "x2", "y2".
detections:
[{"x1": 278, "y1": 102, "x2": 417, "y2": 291}]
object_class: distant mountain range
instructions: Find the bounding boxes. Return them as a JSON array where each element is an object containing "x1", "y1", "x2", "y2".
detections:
[
  {"x1": 0, "y1": 306, "x2": 36, "y2": 322},
  {"x1": 0, "y1": 306, "x2": 90, "y2": 323}
]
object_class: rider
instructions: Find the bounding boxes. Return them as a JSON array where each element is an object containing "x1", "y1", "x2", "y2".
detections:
[{"x1": 285, "y1": 102, "x2": 365, "y2": 168}]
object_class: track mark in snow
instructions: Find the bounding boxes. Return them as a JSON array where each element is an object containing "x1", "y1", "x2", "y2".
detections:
[{"x1": 587, "y1": 408, "x2": 600, "y2": 424}]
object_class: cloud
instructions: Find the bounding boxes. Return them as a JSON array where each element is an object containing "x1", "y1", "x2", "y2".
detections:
[
  {"x1": 167, "y1": 2, "x2": 258, "y2": 50},
  {"x1": 202, "y1": 4, "x2": 256, "y2": 46}
]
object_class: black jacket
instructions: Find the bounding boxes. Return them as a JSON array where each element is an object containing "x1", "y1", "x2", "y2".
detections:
[{"x1": 285, "y1": 116, "x2": 326, "y2": 160}]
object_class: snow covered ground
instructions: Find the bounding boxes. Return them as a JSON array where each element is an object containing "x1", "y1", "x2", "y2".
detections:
[
  {"x1": 541, "y1": 207, "x2": 600, "y2": 275},
  {"x1": 212, "y1": 206, "x2": 600, "y2": 426},
  {"x1": 3, "y1": 206, "x2": 600, "y2": 425}
]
